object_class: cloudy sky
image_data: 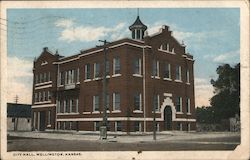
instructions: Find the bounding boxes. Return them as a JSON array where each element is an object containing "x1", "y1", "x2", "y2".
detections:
[{"x1": 4, "y1": 8, "x2": 240, "y2": 106}]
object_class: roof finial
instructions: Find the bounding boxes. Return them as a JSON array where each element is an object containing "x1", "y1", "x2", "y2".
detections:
[{"x1": 137, "y1": 8, "x2": 139, "y2": 17}]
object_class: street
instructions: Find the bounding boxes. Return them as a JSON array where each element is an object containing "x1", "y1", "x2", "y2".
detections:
[{"x1": 7, "y1": 131, "x2": 240, "y2": 151}]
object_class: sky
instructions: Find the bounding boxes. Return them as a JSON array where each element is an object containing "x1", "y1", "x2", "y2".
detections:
[{"x1": 3, "y1": 8, "x2": 240, "y2": 106}]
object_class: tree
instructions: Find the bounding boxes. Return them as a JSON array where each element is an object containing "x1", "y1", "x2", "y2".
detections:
[
  {"x1": 196, "y1": 106, "x2": 215, "y2": 124},
  {"x1": 210, "y1": 63, "x2": 240, "y2": 122}
]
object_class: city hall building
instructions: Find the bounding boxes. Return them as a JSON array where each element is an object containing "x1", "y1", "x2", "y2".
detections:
[{"x1": 32, "y1": 15, "x2": 196, "y2": 133}]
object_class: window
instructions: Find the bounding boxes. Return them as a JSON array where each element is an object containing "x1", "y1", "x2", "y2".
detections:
[
  {"x1": 93, "y1": 95, "x2": 99, "y2": 111},
  {"x1": 59, "y1": 72, "x2": 64, "y2": 85},
  {"x1": 94, "y1": 63, "x2": 100, "y2": 78},
  {"x1": 48, "y1": 72, "x2": 51, "y2": 81},
  {"x1": 176, "y1": 97, "x2": 182, "y2": 112},
  {"x1": 187, "y1": 123, "x2": 191, "y2": 131},
  {"x1": 134, "y1": 121, "x2": 141, "y2": 132},
  {"x1": 65, "y1": 71, "x2": 68, "y2": 84},
  {"x1": 65, "y1": 100, "x2": 69, "y2": 113},
  {"x1": 177, "y1": 122, "x2": 182, "y2": 131},
  {"x1": 152, "y1": 60, "x2": 159, "y2": 77},
  {"x1": 27, "y1": 119, "x2": 30, "y2": 123},
  {"x1": 48, "y1": 91, "x2": 51, "y2": 101},
  {"x1": 153, "y1": 94, "x2": 160, "y2": 111},
  {"x1": 132, "y1": 30, "x2": 135, "y2": 39},
  {"x1": 186, "y1": 69, "x2": 190, "y2": 83},
  {"x1": 113, "y1": 93, "x2": 120, "y2": 111},
  {"x1": 76, "y1": 98, "x2": 79, "y2": 113},
  {"x1": 115, "y1": 121, "x2": 122, "y2": 132},
  {"x1": 44, "y1": 91, "x2": 47, "y2": 101},
  {"x1": 77, "y1": 68, "x2": 80, "y2": 82},
  {"x1": 44, "y1": 73, "x2": 47, "y2": 82},
  {"x1": 94, "y1": 121, "x2": 100, "y2": 131},
  {"x1": 40, "y1": 73, "x2": 43, "y2": 83},
  {"x1": 70, "y1": 99, "x2": 73, "y2": 112},
  {"x1": 176, "y1": 65, "x2": 182, "y2": 81},
  {"x1": 113, "y1": 57, "x2": 121, "y2": 75},
  {"x1": 136, "y1": 29, "x2": 141, "y2": 39},
  {"x1": 48, "y1": 110, "x2": 51, "y2": 125},
  {"x1": 162, "y1": 43, "x2": 169, "y2": 51},
  {"x1": 39, "y1": 92, "x2": 42, "y2": 102},
  {"x1": 134, "y1": 93, "x2": 142, "y2": 111},
  {"x1": 57, "y1": 101, "x2": 61, "y2": 113},
  {"x1": 61, "y1": 100, "x2": 64, "y2": 113},
  {"x1": 105, "y1": 61, "x2": 110, "y2": 76},
  {"x1": 12, "y1": 118, "x2": 15, "y2": 123},
  {"x1": 186, "y1": 98, "x2": 190, "y2": 113},
  {"x1": 133, "y1": 58, "x2": 141, "y2": 75},
  {"x1": 34, "y1": 93, "x2": 38, "y2": 102},
  {"x1": 35, "y1": 74, "x2": 38, "y2": 84},
  {"x1": 85, "y1": 64, "x2": 91, "y2": 80},
  {"x1": 156, "y1": 122, "x2": 160, "y2": 132},
  {"x1": 164, "y1": 63, "x2": 171, "y2": 79}
]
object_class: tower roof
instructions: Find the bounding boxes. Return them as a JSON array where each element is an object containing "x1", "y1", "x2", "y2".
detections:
[{"x1": 129, "y1": 16, "x2": 147, "y2": 31}]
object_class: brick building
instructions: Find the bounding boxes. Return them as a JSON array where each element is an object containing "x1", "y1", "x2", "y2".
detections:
[{"x1": 32, "y1": 15, "x2": 196, "y2": 133}]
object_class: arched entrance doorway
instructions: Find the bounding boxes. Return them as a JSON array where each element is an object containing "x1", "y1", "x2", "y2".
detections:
[{"x1": 164, "y1": 106, "x2": 172, "y2": 130}]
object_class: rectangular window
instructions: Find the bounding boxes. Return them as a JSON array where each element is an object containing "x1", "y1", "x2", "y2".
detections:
[
  {"x1": 113, "y1": 93, "x2": 120, "y2": 111},
  {"x1": 132, "y1": 30, "x2": 135, "y2": 39},
  {"x1": 186, "y1": 69, "x2": 190, "y2": 83},
  {"x1": 64, "y1": 100, "x2": 67, "y2": 113},
  {"x1": 177, "y1": 122, "x2": 182, "y2": 131},
  {"x1": 77, "y1": 68, "x2": 80, "y2": 82},
  {"x1": 85, "y1": 64, "x2": 91, "y2": 80},
  {"x1": 65, "y1": 71, "x2": 68, "y2": 84},
  {"x1": 70, "y1": 99, "x2": 73, "y2": 112},
  {"x1": 94, "y1": 121, "x2": 100, "y2": 131},
  {"x1": 105, "y1": 61, "x2": 110, "y2": 76},
  {"x1": 35, "y1": 74, "x2": 38, "y2": 84},
  {"x1": 115, "y1": 121, "x2": 122, "y2": 132},
  {"x1": 40, "y1": 73, "x2": 43, "y2": 83},
  {"x1": 34, "y1": 93, "x2": 38, "y2": 102},
  {"x1": 94, "y1": 63, "x2": 100, "y2": 78},
  {"x1": 38, "y1": 92, "x2": 43, "y2": 102},
  {"x1": 57, "y1": 101, "x2": 61, "y2": 113},
  {"x1": 164, "y1": 63, "x2": 171, "y2": 79},
  {"x1": 113, "y1": 57, "x2": 121, "y2": 75},
  {"x1": 93, "y1": 95, "x2": 99, "y2": 111},
  {"x1": 12, "y1": 118, "x2": 15, "y2": 123},
  {"x1": 176, "y1": 97, "x2": 182, "y2": 112},
  {"x1": 186, "y1": 98, "x2": 190, "y2": 113},
  {"x1": 59, "y1": 72, "x2": 64, "y2": 85},
  {"x1": 134, "y1": 121, "x2": 141, "y2": 132},
  {"x1": 153, "y1": 94, "x2": 160, "y2": 111},
  {"x1": 176, "y1": 65, "x2": 182, "y2": 80},
  {"x1": 134, "y1": 93, "x2": 142, "y2": 111},
  {"x1": 133, "y1": 58, "x2": 141, "y2": 75},
  {"x1": 152, "y1": 60, "x2": 159, "y2": 77},
  {"x1": 48, "y1": 72, "x2": 51, "y2": 81},
  {"x1": 44, "y1": 91, "x2": 47, "y2": 101},
  {"x1": 136, "y1": 29, "x2": 141, "y2": 39},
  {"x1": 48, "y1": 110, "x2": 51, "y2": 125},
  {"x1": 48, "y1": 91, "x2": 51, "y2": 101},
  {"x1": 76, "y1": 98, "x2": 79, "y2": 113},
  {"x1": 65, "y1": 100, "x2": 69, "y2": 113},
  {"x1": 61, "y1": 100, "x2": 64, "y2": 113},
  {"x1": 44, "y1": 73, "x2": 47, "y2": 82}
]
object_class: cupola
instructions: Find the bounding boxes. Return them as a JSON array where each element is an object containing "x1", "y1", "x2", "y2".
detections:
[{"x1": 129, "y1": 10, "x2": 147, "y2": 40}]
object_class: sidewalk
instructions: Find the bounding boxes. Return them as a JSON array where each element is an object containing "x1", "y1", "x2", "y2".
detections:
[{"x1": 7, "y1": 131, "x2": 240, "y2": 143}]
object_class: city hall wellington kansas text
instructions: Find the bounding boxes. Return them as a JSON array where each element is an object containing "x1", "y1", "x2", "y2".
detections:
[{"x1": 32, "y1": 15, "x2": 196, "y2": 133}]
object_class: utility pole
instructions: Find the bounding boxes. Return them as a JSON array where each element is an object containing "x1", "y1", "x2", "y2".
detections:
[{"x1": 98, "y1": 40, "x2": 110, "y2": 140}]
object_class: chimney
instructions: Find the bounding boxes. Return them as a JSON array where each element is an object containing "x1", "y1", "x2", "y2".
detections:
[{"x1": 43, "y1": 47, "x2": 48, "y2": 52}]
